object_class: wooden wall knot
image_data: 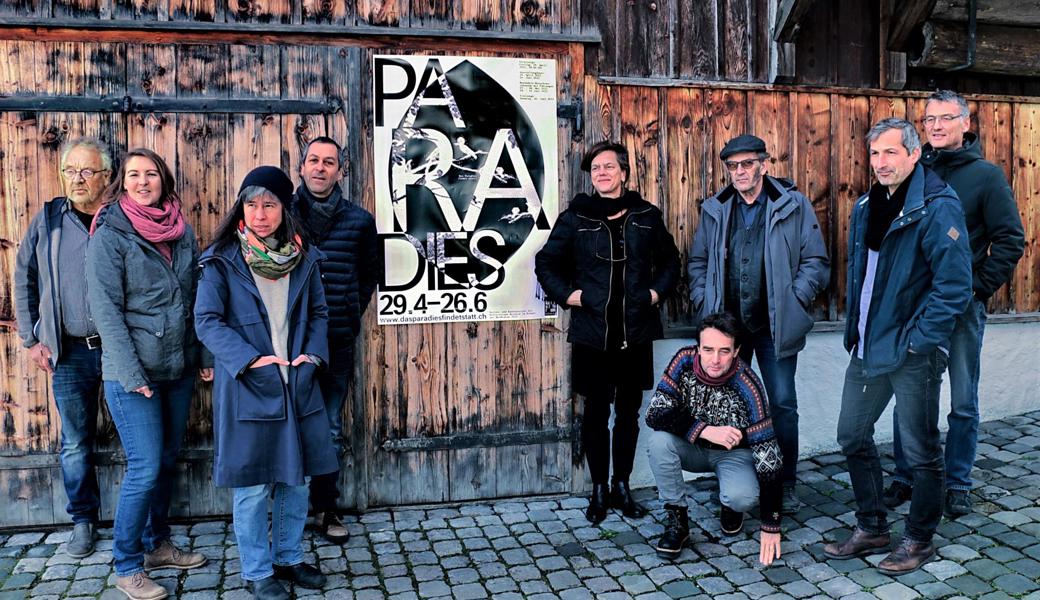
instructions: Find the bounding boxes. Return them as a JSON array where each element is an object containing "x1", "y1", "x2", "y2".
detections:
[
  {"x1": 236, "y1": 0, "x2": 257, "y2": 19},
  {"x1": 141, "y1": 77, "x2": 154, "y2": 96},
  {"x1": 183, "y1": 124, "x2": 212, "y2": 142},
  {"x1": 518, "y1": 0, "x2": 545, "y2": 26}
]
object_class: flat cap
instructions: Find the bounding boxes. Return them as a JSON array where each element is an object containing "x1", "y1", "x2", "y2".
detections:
[{"x1": 720, "y1": 134, "x2": 767, "y2": 160}]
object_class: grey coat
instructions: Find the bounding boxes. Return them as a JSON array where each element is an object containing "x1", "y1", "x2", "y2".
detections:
[
  {"x1": 688, "y1": 176, "x2": 830, "y2": 358},
  {"x1": 14, "y1": 198, "x2": 75, "y2": 364},
  {"x1": 86, "y1": 202, "x2": 202, "y2": 392}
]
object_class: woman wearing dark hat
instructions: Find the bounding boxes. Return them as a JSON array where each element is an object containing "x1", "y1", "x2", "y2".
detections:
[
  {"x1": 86, "y1": 148, "x2": 209, "y2": 600},
  {"x1": 194, "y1": 166, "x2": 337, "y2": 599},
  {"x1": 535, "y1": 141, "x2": 681, "y2": 523}
]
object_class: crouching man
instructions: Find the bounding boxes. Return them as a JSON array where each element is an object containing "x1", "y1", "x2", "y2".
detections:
[{"x1": 645, "y1": 311, "x2": 784, "y2": 565}]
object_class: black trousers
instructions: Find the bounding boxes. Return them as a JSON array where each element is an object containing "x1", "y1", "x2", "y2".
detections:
[{"x1": 574, "y1": 342, "x2": 653, "y2": 486}]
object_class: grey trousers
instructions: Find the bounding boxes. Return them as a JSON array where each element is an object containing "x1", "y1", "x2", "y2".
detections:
[{"x1": 647, "y1": 430, "x2": 759, "y2": 512}]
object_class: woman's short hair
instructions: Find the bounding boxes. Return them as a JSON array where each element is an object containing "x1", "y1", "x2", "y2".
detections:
[{"x1": 580, "y1": 141, "x2": 630, "y2": 178}]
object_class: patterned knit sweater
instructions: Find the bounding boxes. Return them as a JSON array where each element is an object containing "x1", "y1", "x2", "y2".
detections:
[{"x1": 645, "y1": 347, "x2": 784, "y2": 532}]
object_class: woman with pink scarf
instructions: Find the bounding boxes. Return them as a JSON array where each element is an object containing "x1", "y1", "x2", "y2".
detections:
[{"x1": 86, "y1": 148, "x2": 212, "y2": 600}]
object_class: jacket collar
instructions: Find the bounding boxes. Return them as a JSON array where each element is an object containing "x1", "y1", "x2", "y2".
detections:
[
  {"x1": 703, "y1": 176, "x2": 796, "y2": 221},
  {"x1": 201, "y1": 241, "x2": 323, "y2": 310},
  {"x1": 921, "y1": 131, "x2": 982, "y2": 169}
]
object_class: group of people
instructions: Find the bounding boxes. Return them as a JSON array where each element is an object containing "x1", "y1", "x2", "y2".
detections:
[
  {"x1": 12, "y1": 88, "x2": 1026, "y2": 597},
  {"x1": 15, "y1": 138, "x2": 378, "y2": 600},
  {"x1": 536, "y1": 89, "x2": 1024, "y2": 574}
]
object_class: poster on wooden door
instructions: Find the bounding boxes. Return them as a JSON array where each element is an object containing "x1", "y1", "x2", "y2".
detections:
[{"x1": 372, "y1": 55, "x2": 559, "y2": 325}]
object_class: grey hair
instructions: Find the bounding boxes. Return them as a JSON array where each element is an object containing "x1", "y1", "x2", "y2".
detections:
[
  {"x1": 59, "y1": 137, "x2": 113, "y2": 171},
  {"x1": 926, "y1": 90, "x2": 970, "y2": 117},
  {"x1": 867, "y1": 118, "x2": 921, "y2": 154},
  {"x1": 237, "y1": 185, "x2": 282, "y2": 204}
]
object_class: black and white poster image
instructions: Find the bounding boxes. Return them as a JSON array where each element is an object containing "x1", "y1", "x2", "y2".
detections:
[{"x1": 373, "y1": 55, "x2": 559, "y2": 325}]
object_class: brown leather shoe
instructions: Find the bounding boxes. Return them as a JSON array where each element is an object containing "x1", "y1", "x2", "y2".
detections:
[
  {"x1": 823, "y1": 528, "x2": 890, "y2": 559},
  {"x1": 115, "y1": 572, "x2": 168, "y2": 600},
  {"x1": 877, "y1": 538, "x2": 936, "y2": 575}
]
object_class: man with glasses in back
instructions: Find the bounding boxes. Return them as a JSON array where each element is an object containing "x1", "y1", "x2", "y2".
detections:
[
  {"x1": 883, "y1": 91, "x2": 1025, "y2": 518},
  {"x1": 688, "y1": 134, "x2": 829, "y2": 515},
  {"x1": 14, "y1": 137, "x2": 112, "y2": 558}
]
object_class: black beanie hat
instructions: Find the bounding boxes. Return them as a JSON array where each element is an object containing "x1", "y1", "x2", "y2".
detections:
[{"x1": 239, "y1": 166, "x2": 293, "y2": 206}]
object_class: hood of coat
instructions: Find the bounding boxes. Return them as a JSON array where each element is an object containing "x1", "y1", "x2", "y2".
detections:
[{"x1": 921, "y1": 131, "x2": 982, "y2": 170}]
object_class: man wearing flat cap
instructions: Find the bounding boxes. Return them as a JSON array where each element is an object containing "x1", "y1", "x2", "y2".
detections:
[{"x1": 688, "y1": 134, "x2": 829, "y2": 515}]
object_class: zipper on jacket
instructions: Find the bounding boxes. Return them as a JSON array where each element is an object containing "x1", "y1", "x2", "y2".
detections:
[
  {"x1": 603, "y1": 221, "x2": 614, "y2": 351},
  {"x1": 620, "y1": 210, "x2": 635, "y2": 350}
]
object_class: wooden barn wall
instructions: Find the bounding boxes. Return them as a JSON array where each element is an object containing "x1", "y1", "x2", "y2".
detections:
[
  {"x1": 586, "y1": 84, "x2": 1040, "y2": 326},
  {"x1": 0, "y1": 36, "x2": 582, "y2": 526}
]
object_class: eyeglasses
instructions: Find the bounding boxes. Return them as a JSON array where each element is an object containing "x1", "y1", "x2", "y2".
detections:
[
  {"x1": 62, "y1": 167, "x2": 107, "y2": 180},
  {"x1": 723, "y1": 158, "x2": 763, "y2": 172},
  {"x1": 920, "y1": 114, "x2": 966, "y2": 126}
]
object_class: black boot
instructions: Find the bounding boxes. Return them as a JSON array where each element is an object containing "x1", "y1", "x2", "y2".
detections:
[
  {"x1": 654, "y1": 503, "x2": 689, "y2": 559},
  {"x1": 585, "y1": 483, "x2": 609, "y2": 524},
  {"x1": 610, "y1": 480, "x2": 647, "y2": 518}
]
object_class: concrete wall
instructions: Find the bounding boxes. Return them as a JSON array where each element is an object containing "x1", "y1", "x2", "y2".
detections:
[{"x1": 627, "y1": 319, "x2": 1040, "y2": 489}]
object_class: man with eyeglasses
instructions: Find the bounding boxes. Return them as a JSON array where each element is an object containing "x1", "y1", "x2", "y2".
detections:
[
  {"x1": 14, "y1": 137, "x2": 112, "y2": 558},
  {"x1": 883, "y1": 90, "x2": 1025, "y2": 518},
  {"x1": 688, "y1": 134, "x2": 829, "y2": 515}
]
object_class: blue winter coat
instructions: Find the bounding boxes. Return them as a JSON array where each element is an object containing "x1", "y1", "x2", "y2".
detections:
[
  {"x1": 194, "y1": 242, "x2": 337, "y2": 488},
  {"x1": 844, "y1": 164, "x2": 973, "y2": 377}
]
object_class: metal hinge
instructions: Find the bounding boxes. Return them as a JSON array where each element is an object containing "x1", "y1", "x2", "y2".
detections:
[{"x1": 557, "y1": 98, "x2": 584, "y2": 139}]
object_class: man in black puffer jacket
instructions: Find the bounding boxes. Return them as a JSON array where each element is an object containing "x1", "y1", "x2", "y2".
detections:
[
  {"x1": 884, "y1": 91, "x2": 1025, "y2": 519},
  {"x1": 291, "y1": 136, "x2": 379, "y2": 543}
]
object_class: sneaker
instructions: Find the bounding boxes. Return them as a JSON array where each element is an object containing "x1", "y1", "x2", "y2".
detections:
[
  {"x1": 653, "y1": 503, "x2": 690, "y2": 559},
  {"x1": 781, "y1": 484, "x2": 804, "y2": 515},
  {"x1": 720, "y1": 505, "x2": 744, "y2": 535},
  {"x1": 944, "y1": 489, "x2": 972, "y2": 518},
  {"x1": 314, "y1": 512, "x2": 350, "y2": 544},
  {"x1": 115, "y1": 572, "x2": 168, "y2": 600},
  {"x1": 882, "y1": 480, "x2": 912, "y2": 509},
  {"x1": 66, "y1": 522, "x2": 97, "y2": 558},
  {"x1": 143, "y1": 540, "x2": 207, "y2": 570}
]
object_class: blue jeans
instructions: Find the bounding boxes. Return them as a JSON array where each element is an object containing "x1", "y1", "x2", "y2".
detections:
[
  {"x1": 893, "y1": 299, "x2": 986, "y2": 491},
  {"x1": 233, "y1": 482, "x2": 308, "y2": 582},
  {"x1": 837, "y1": 353, "x2": 945, "y2": 542},
  {"x1": 51, "y1": 341, "x2": 103, "y2": 524},
  {"x1": 105, "y1": 376, "x2": 194, "y2": 576},
  {"x1": 309, "y1": 370, "x2": 349, "y2": 513},
  {"x1": 739, "y1": 332, "x2": 799, "y2": 485}
]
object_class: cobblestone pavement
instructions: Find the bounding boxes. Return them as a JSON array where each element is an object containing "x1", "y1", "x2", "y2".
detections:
[{"x1": 3, "y1": 412, "x2": 1040, "y2": 600}]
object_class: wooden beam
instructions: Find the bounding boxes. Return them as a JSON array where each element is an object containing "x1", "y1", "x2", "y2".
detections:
[
  {"x1": 773, "y1": 0, "x2": 818, "y2": 42},
  {"x1": 909, "y1": 21, "x2": 1040, "y2": 76},
  {"x1": 887, "y1": 0, "x2": 938, "y2": 50},
  {"x1": 932, "y1": 0, "x2": 1040, "y2": 27},
  {"x1": 880, "y1": 0, "x2": 908, "y2": 89}
]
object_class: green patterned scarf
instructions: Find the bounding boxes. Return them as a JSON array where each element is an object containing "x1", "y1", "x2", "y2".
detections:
[{"x1": 236, "y1": 221, "x2": 302, "y2": 280}]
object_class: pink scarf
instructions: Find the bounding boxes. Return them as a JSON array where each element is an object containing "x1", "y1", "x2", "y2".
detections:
[{"x1": 91, "y1": 193, "x2": 186, "y2": 264}]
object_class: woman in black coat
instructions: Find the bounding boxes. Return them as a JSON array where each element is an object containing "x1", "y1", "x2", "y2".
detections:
[{"x1": 535, "y1": 141, "x2": 681, "y2": 523}]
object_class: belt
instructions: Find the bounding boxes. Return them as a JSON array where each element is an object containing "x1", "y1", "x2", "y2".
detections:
[{"x1": 67, "y1": 334, "x2": 102, "y2": 350}]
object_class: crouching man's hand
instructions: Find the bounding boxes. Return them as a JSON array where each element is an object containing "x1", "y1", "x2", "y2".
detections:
[{"x1": 759, "y1": 531, "x2": 782, "y2": 566}]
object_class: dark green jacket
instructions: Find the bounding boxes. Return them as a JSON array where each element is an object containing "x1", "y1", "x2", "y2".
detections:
[
  {"x1": 921, "y1": 133, "x2": 1025, "y2": 301},
  {"x1": 86, "y1": 202, "x2": 202, "y2": 392}
]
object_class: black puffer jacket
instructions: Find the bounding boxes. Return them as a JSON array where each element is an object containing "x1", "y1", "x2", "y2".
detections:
[
  {"x1": 535, "y1": 191, "x2": 680, "y2": 350},
  {"x1": 921, "y1": 132, "x2": 1025, "y2": 301},
  {"x1": 291, "y1": 183, "x2": 379, "y2": 369}
]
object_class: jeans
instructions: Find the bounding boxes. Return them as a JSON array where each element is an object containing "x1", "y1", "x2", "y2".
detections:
[
  {"x1": 233, "y1": 482, "x2": 308, "y2": 582},
  {"x1": 105, "y1": 376, "x2": 195, "y2": 576},
  {"x1": 893, "y1": 299, "x2": 986, "y2": 491},
  {"x1": 51, "y1": 341, "x2": 103, "y2": 524},
  {"x1": 837, "y1": 353, "x2": 944, "y2": 542},
  {"x1": 309, "y1": 370, "x2": 350, "y2": 513},
  {"x1": 647, "y1": 430, "x2": 759, "y2": 511},
  {"x1": 738, "y1": 331, "x2": 799, "y2": 485}
]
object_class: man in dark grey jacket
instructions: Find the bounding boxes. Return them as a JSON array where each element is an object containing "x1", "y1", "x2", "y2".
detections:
[
  {"x1": 885, "y1": 91, "x2": 1026, "y2": 518},
  {"x1": 688, "y1": 134, "x2": 829, "y2": 513},
  {"x1": 14, "y1": 138, "x2": 112, "y2": 558}
]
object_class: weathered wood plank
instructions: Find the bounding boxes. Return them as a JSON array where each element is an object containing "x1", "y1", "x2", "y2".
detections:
[
  {"x1": 910, "y1": 22, "x2": 1040, "y2": 78},
  {"x1": 975, "y1": 101, "x2": 1015, "y2": 312},
  {"x1": 175, "y1": 43, "x2": 228, "y2": 98},
  {"x1": 747, "y1": 90, "x2": 791, "y2": 180},
  {"x1": 168, "y1": 0, "x2": 222, "y2": 22},
  {"x1": 399, "y1": 323, "x2": 449, "y2": 503},
  {"x1": 52, "y1": 0, "x2": 101, "y2": 18},
  {"x1": 0, "y1": 41, "x2": 37, "y2": 95},
  {"x1": 447, "y1": 321, "x2": 497, "y2": 501},
  {"x1": 617, "y1": 0, "x2": 669, "y2": 77},
  {"x1": 618, "y1": 86, "x2": 662, "y2": 207},
  {"x1": 789, "y1": 92, "x2": 831, "y2": 317},
  {"x1": 773, "y1": 0, "x2": 818, "y2": 42},
  {"x1": 887, "y1": 0, "x2": 936, "y2": 50},
  {"x1": 933, "y1": 0, "x2": 1040, "y2": 26},
  {"x1": 721, "y1": 0, "x2": 751, "y2": 81},
  {"x1": 302, "y1": 0, "x2": 351, "y2": 24},
  {"x1": 831, "y1": 94, "x2": 870, "y2": 319},
  {"x1": 38, "y1": 42, "x2": 126, "y2": 97},
  {"x1": 868, "y1": 95, "x2": 907, "y2": 122},
  {"x1": 1011, "y1": 103, "x2": 1039, "y2": 312},
  {"x1": 227, "y1": 0, "x2": 292, "y2": 23},
  {"x1": 112, "y1": 0, "x2": 162, "y2": 21},
  {"x1": 676, "y1": 0, "x2": 719, "y2": 79},
  {"x1": 580, "y1": 0, "x2": 614, "y2": 75},
  {"x1": 357, "y1": 0, "x2": 402, "y2": 26},
  {"x1": 409, "y1": 0, "x2": 453, "y2": 27},
  {"x1": 512, "y1": 0, "x2": 556, "y2": 32},
  {"x1": 706, "y1": 89, "x2": 748, "y2": 193}
]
